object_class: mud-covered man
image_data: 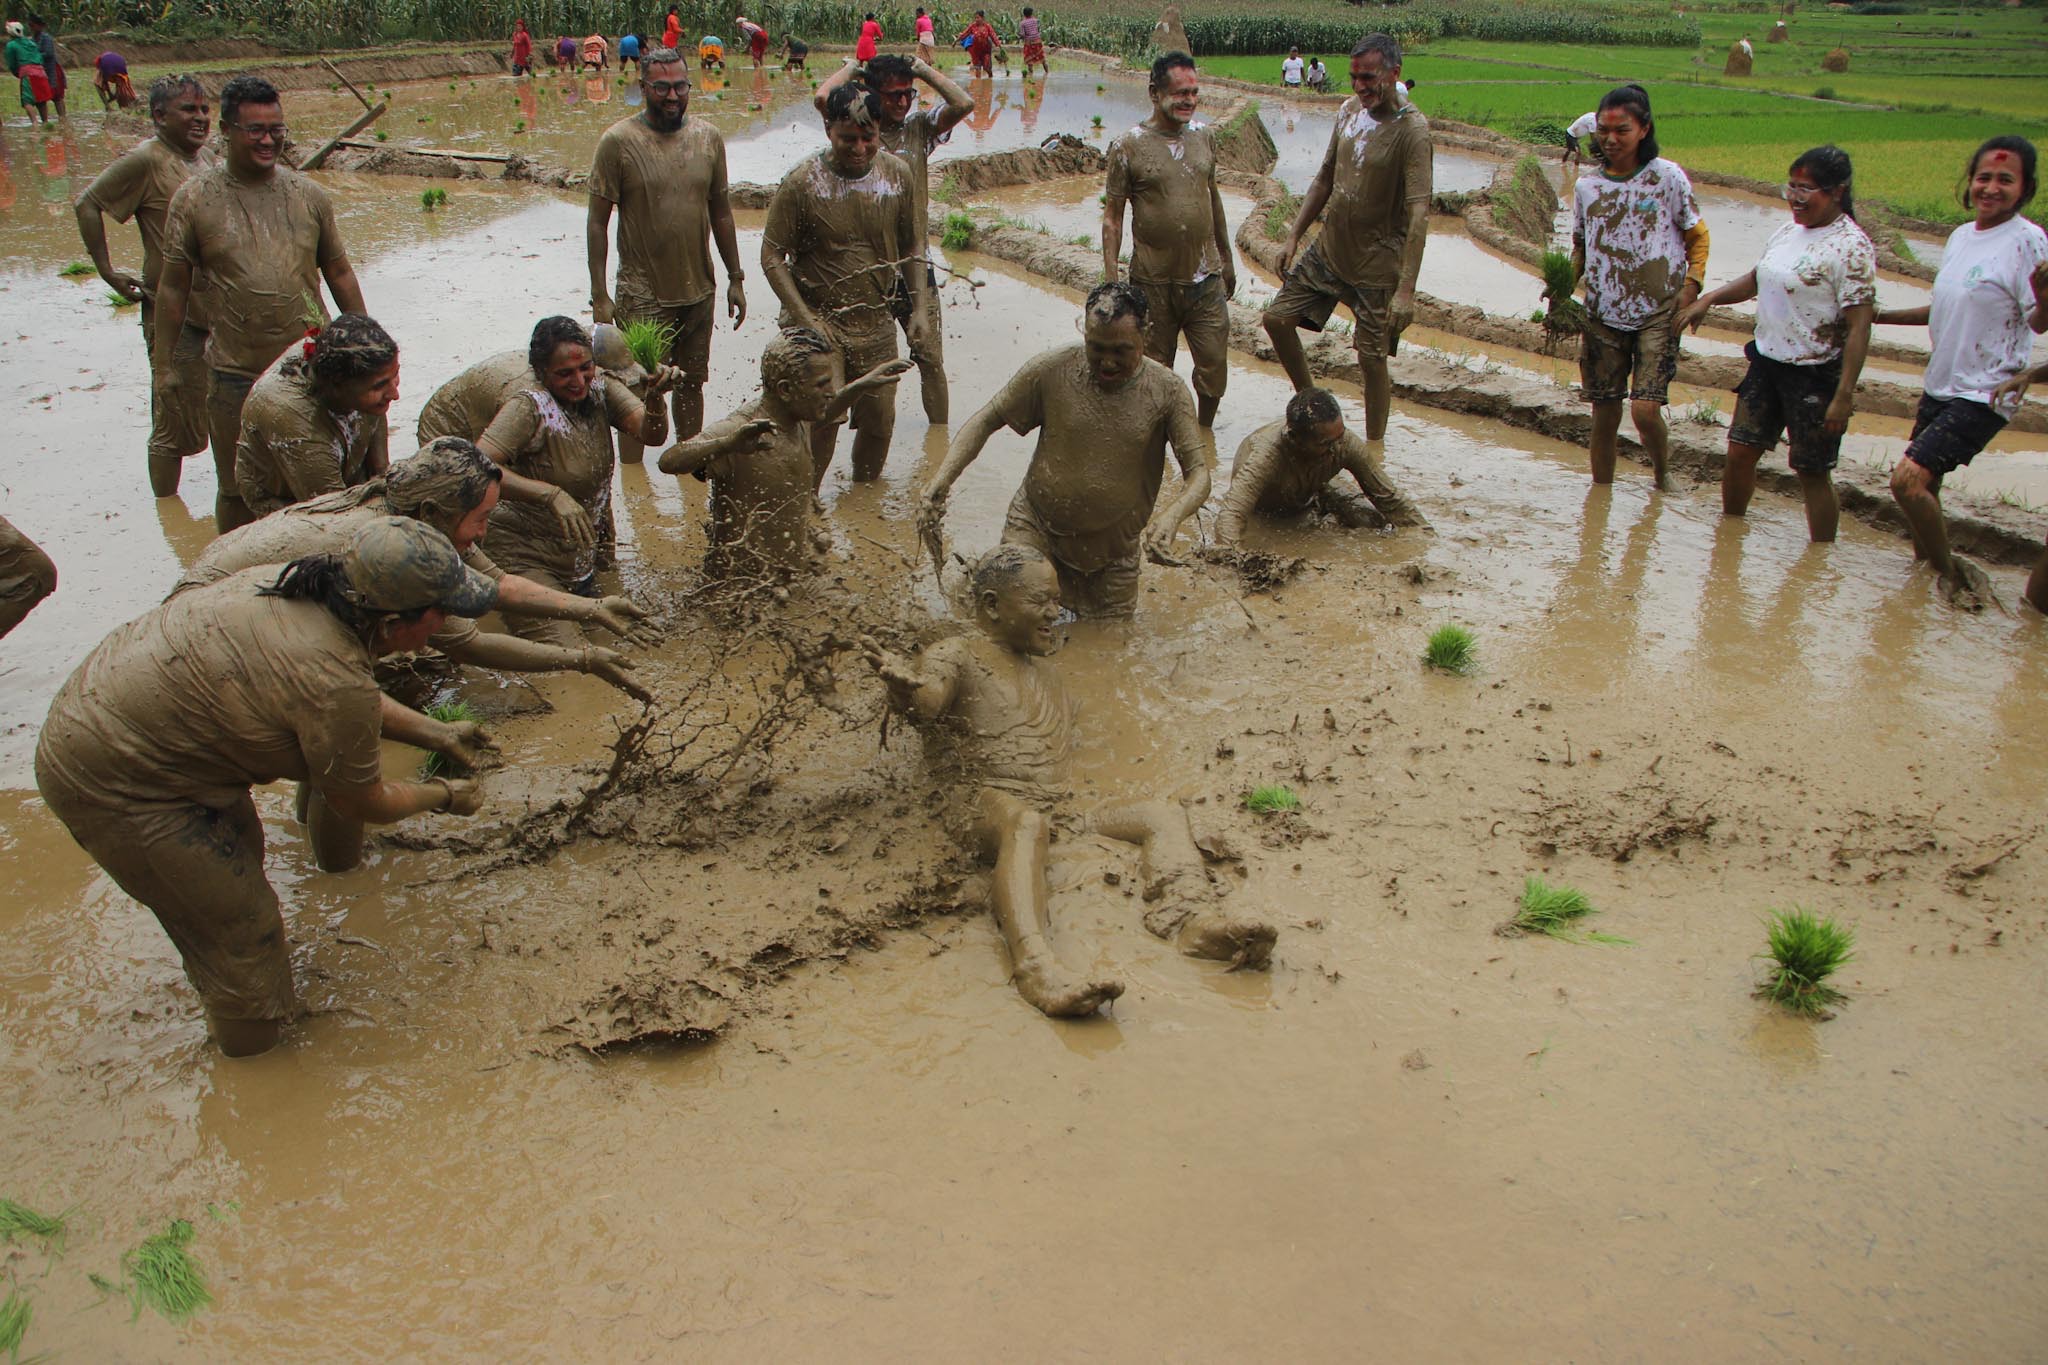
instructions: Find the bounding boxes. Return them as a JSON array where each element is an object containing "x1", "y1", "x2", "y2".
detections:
[
  {"x1": 1103, "y1": 50, "x2": 1237, "y2": 429},
  {"x1": 862, "y1": 544, "x2": 1276, "y2": 1019},
  {"x1": 659, "y1": 327, "x2": 911, "y2": 578},
  {"x1": 813, "y1": 51, "x2": 973, "y2": 424},
  {"x1": 155, "y1": 74, "x2": 368, "y2": 533},
  {"x1": 74, "y1": 74, "x2": 217, "y2": 499},
  {"x1": 1262, "y1": 33, "x2": 1430, "y2": 461},
  {"x1": 764, "y1": 83, "x2": 928, "y2": 488},
  {"x1": 588, "y1": 46, "x2": 745, "y2": 458},
  {"x1": 1211, "y1": 386, "x2": 1428, "y2": 549},
  {"x1": 919, "y1": 282, "x2": 1212, "y2": 618}
]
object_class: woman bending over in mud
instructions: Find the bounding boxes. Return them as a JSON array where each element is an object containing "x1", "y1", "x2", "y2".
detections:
[
  {"x1": 1876, "y1": 135, "x2": 2048, "y2": 607},
  {"x1": 36, "y1": 517, "x2": 498, "y2": 1058},
  {"x1": 1571, "y1": 83, "x2": 1710, "y2": 491},
  {"x1": 1677, "y1": 145, "x2": 1874, "y2": 542},
  {"x1": 235, "y1": 313, "x2": 400, "y2": 520}
]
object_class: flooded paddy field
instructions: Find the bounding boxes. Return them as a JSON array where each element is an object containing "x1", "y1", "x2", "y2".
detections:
[{"x1": 3, "y1": 60, "x2": 2048, "y2": 1361}]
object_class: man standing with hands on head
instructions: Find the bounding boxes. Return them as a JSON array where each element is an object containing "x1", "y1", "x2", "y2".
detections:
[
  {"x1": 814, "y1": 50, "x2": 972, "y2": 424},
  {"x1": 1102, "y1": 51, "x2": 1236, "y2": 429},
  {"x1": 1261, "y1": 33, "x2": 1430, "y2": 465},
  {"x1": 155, "y1": 75, "x2": 367, "y2": 533},
  {"x1": 75, "y1": 74, "x2": 217, "y2": 499},
  {"x1": 590, "y1": 46, "x2": 745, "y2": 461}
]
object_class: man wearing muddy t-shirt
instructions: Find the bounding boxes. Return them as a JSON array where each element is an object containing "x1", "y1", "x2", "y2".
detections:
[
  {"x1": 75, "y1": 74, "x2": 217, "y2": 500},
  {"x1": 1212, "y1": 386, "x2": 1427, "y2": 549},
  {"x1": 1262, "y1": 33, "x2": 1430, "y2": 462},
  {"x1": 919, "y1": 282, "x2": 1212, "y2": 618},
  {"x1": 814, "y1": 53, "x2": 972, "y2": 424},
  {"x1": 588, "y1": 47, "x2": 745, "y2": 459},
  {"x1": 155, "y1": 75, "x2": 367, "y2": 533},
  {"x1": 763, "y1": 82, "x2": 929, "y2": 487},
  {"x1": 1103, "y1": 51, "x2": 1237, "y2": 429}
]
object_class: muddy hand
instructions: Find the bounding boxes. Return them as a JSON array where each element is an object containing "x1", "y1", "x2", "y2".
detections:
[
  {"x1": 589, "y1": 594, "x2": 652, "y2": 640},
  {"x1": 1275, "y1": 233, "x2": 1300, "y2": 276},
  {"x1": 860, "y1": 358, "x2": 915, "y2": 388},
  {"x1": 439, "y1": 777, "x2": 487, "y2": 817},
  {"x1": 583, "y1": 647, "x2": 653, "y2": 702},
  {"x1": 646, "y1": 363, "x2": 685, "y2": 397},
  {"x1": 858, "y1": 634, "x2": 924, "y2": 693},
  {"x1": 734, "y1": 418, "x2": 778, "y2": 454},
  {"x1": 1140, "y1": 520, "x2": 1186, "y2": 567},
  {"x1": 1675, "y1": 299, "x2": 1708, "y2": 334},
  {"x1": 1390, "y1": 289, "x2": 1416, "y2": 341},
  {"x1": 1991, "y1": 370, "x2": 2036, "y2": 407},
  {"x1": 726, "y1": 275, "x2": 747, "y2": 328},
  {"x1": 1824, "y1": 391, "x2": 1853, "y2": 435},
  {"x1": 592, "y1": 291, "x2": 614, "y2": 325},
  {"x1": 440, "y1": 720, "x2": 500, "y2": 771},
  {"x1": 2032, "y1": 259, "x2": 2048, "y2": 307},
  {"x1": 549, "y1": 489, "x2": 597, "y2": 550},
  {"x1": 108, "y1": 270, "x2": 146, "y2": 302}
]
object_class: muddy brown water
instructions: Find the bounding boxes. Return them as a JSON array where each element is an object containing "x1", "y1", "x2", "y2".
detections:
[{"x1": 4, "y1": 77, "x2": 2048, "y2": 1361}]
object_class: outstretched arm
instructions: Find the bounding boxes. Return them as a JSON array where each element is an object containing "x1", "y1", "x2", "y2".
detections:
[
  {"x1": 447, "y1": 633, "x2": 651, "y2": 701},
  {"x1": 657, "y1": 417, "x2": 775, "y2": 476},
  {"x1": 860, "y1": 634, "x2": 960, "y2": 722},
  {"x1": 1676, "y1": 267, "x2": 1756, "y2": 332},
  {"x1": 1142, "y1": 393, "x2": 1215, "y2": 561},
  {"x1": 587, "y1": 193, "x2": 617, "y2": 322},
  {"x1": 921, "y1": 401, "x2": 1005, "y2": 508},
  {"x1": 494, "y1": 572, "x2": 650, "y2": 638},
  {"x1": 823, "y1": 359, "x2": 914, "y2": 424},
  {"x1": 1211, "y1": 436, "x2": 1280, "y2": 549}
]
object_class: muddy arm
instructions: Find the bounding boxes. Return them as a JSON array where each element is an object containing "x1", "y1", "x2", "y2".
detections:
[
  {"x1": 916, "y1": 57, "x2": 973, "y2": 135},
  {"x1": 760, "y1": 197, "x2": 826, "y2": 334},
  {"x1": 377, "y1": 694, "x2": 485, "y2": 761},
  {"x1": 1278, "y1": 162, "x2": 1333, "y2": 273},
  {"x1": 1339, "y1": 438, "x2": 1428, "y2": 528},
  {"x1": 709, "y1": 161, "x2": 745, "y2": 327},
  {"x1": 861, "y1": 635, "x2": 960, "y2": 722},
  {"x1": 1145, "y1": 392, "x2": 1215, "y2": 554},
  {"x1": 1100, "y1": 186, "x2": 1127, "y2": 283},
  {"x1": 321, "y1": 253, "x2": 367, "y2": 317},
  {"x1": 319, "y1": 772, "x2": 480, "y2": 823},
  {"x1": 921, "y1": 403, "x2": 1005, "y2": 506},
  {"x1": 1827, "y1": 301, "x2": 1876, "y2": 432},
  {"x1": 1211, "y1": 434, "x2": 1277, "y2": 548},
  {"x1": 812, "y1": 55, "x2": 859, "y2": 115},
  {"x1": 587, "y1": 193, "x2": 616, "y2": 322},
  {"x1": 447, "y1": 633, "x2": 649, "y2": 700},
  {"x1": 150, "y1": 259, "x2": 193, "y2": 381},
  {"x1": 74, "y1": 196, "x2": 144, "y2": 300},
  {"x1": 1677, "y1": 268, "x2": 1756, "y2": 332},
  {"x1": 1210, "y1": 179, "x2": 1236, "y2": 296},
  {"x1": 824, "y1": 360, "x2": 914, "y2": 424},
  {"x1": 494, "y1": 571, "x2": 641, "y2": 633}
]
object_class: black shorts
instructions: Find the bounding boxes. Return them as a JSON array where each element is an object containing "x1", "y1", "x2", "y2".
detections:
[
  {"x1": 1906, "y1": 393, "x2": 2007, "y2": 480},
  {"x1": 1728, "y1": 342, "x2": 1843, "y2": 474}
]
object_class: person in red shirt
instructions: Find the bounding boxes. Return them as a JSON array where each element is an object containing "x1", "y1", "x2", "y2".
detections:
[
  {"x1": 957, "y1": 12, "x2": 1001, "y2": 76},
  {"x1": 737, "y1": 13, "x2": 770, "y2": 66},
  {"x1": 511, "y1": 19, "x2": 533, "y2": 75},
  {"x1": 855, "y1": 12, "x2": 882, "y2": 61},
  {"x1": 663, "y1": 6, "x2": 682, "y2": 50}
]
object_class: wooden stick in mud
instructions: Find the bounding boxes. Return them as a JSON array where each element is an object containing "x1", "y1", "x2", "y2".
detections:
[
  {"x1": 321, "y1": 56, "x2": 375, "y2": 113},
  {"x1": 300, "y1": 100, "x2": 390, "y2": 171},
  {"x1": 333, "y1": 139, "x2": 514, "y2": 164}
]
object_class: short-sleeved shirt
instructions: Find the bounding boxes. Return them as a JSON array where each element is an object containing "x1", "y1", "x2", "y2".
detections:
[
  {"x1": 479, "y1": 378, "x2": 641, "y2": 581},
  {"x1": 583, "y1": 34, "x2": 608, "y2": 61},
  {"x1": 1927, "y1": 215, "x2": 2048, "y2": 412},
  {"x1": 916, "y1": 13, "x2": 935, "y2": 37},
  {"x1": 1752, "y1": 216, "x2": 1877, "y2": 366},
  {"x1": 1315, "y1": 98, "x2": 1433, "y2": 289},
  {"x1": 589, "y1": 114, "x2": 728, "y2": 309},
  {"x1": 1105, "y1": 121, "x2": 1223, "y2": 284},
  {"x1": 695, "y1": 399, "x2": 818, "y2": 571},
  {"x1": 764, "y1": 150, "x2": 921, "y2": 340},
  {"x1": 37, "y1": 566, "x2": 382, "y2": 815},
  {"x1": 416, "y1": 350, "x2": 533, "y2": 444},
  {"x1": 162, "y1": 166, "x2": 348, "y2": 378},
  {"x1": 96, "y1": 51, "x2": 127, "y2": 77},
  {"x1": 78, "y1": 137, "x2": 219, "y2": 325},
  {"x1": 1018, "y1": 16, "x2": 1041, "y2": 42},
  {"x1": 988, "y1": 346, "x2": 1203, "y2": 571},
  {"x1": 620, "y1": 34, "x2": 640, "y2": 57},
  {"x1": 1216, "y1": 421, "x2": 1424, "y2": 542},
  {"x1": 234, "y1": 351, "x2": 389, "y2": 518},
  {"x1": 1573, "y1": 157, "x2": 1703, "y2": 330},
  {"x1": 880, "y1": 108, "x2": 950, "y2": 240},
  {"x1": 1282, "y1": 57, "x2": 1304, "y2": 84},
  {"x1": 1566, "y1": 111, "x2": 1599, "y2": 141}
]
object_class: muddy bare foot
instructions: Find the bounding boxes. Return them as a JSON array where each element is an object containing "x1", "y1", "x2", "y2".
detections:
[
  {"x1": 1014, "y1": 957, "x2": 1124, "y2": 1017},
  {"x1": 1652, "y1": 469, "x2": 1675, "y2": 493},
  {"x1": 1944, "y1": 558, "x2": 1998, "y2": 612},
  {"x1": 1175, "y1": 911, "x2": 1278, "y2": 970}
]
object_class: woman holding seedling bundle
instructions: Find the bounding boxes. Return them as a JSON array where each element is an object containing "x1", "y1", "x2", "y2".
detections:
[
  {"x1": 1876, "y1": 135, "x2": 2048, "y2": 606},
  {"x1": 1677, "y1": 145, "x2": 1874, "y2": 542},
  {"x1": 1570, "y1": 83, "x2": 1710, "y2": 491}
]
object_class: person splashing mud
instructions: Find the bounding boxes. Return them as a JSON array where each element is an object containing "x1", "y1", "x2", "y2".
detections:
[
  {"x1": 862, "y1": 544, "x2": 1277, "y2": 1019},
  {"x1": 234, "y1": 312, "x2": 398, "y2": 519},
  {"x1": 920, "y1": 282, "x2": 1212, "y2": 619},
  {"x1": 1211, "y1": 386, "x2": 1429, "y2": 549},
  {"x1": 659, "y1": 326, "x2": 911, "y2": 578}
]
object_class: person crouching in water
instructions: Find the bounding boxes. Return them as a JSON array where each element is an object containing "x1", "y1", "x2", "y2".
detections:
[
  {"x1": 36, "y1": 518, "x2": 497, "y2": 1058},
  {"x1": 235, "y1": 313, "x2": 400, "y2": 520},
  {"x1": 1211, "y1": 386, "x2": 1429, "y2": 550}
]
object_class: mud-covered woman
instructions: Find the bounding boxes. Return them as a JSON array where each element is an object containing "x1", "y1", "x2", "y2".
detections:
[
  {"x1": 233, "y1": 313, "x2": 399, "y2": 520},
  {"x1": 35, "y1": 517, "x2": 499, "y2": 1058},
  {"x1": 1876, "y1": 135, "x2": 2048, "y2": 606},
  {"x1": 1677, "y1": 146, "x2": 1874, "y2": 542},
  {"x1": 1571, "y1": 83, "x2": 1710, "y2": 491}
]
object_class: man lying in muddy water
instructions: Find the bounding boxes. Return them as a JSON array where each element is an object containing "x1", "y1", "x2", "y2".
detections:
[
  {"x1": 588, "y1": 46, "x2": 746, "y2": 457},
  {"x1": 1211, "y1": 386, "x2": 1429, "y2": 549},
  {"x1": 234, "y1": 313, "x2": 398, "y2": 519},
  {"x1": 1262, "y1": 33, "x2": 1430, "y2": 465},
  {"x1": 762, "y1": 82, "x2": 929, "y2": 488},
  {"x1": 1102, "y1": 51, "x2": 1237, "y2": 429},
  {"x1": 813, "y1": 52, "x2": 973, "y2": 424},
  {"x1": 918, "y1": 282, "x2": 1211, "y2": 618},
  {"x1": 74, "y1": 73, "x2": 217, "y2": 500},
  {"x1": 154, "y1": 74, "x2": 369, "y2": 534},
  {"x1": 862, "y1": 544, "x2": 1276, "y2": 1018},
  {"x1": 659, "y1": 327, "x2": 912, "y2": 577}
]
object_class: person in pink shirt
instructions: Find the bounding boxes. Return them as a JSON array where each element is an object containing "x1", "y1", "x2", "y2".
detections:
[
  {"x1": 856, "y1": 12, "x2": 883, "y2": 61},
  {"x1": 914, "y1": 6, "x2": 935, "y2": 62}
]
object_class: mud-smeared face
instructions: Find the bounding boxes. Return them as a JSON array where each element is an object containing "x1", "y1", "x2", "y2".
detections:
[
  {"x1": 448, "y1": 478, "x2": 502, "y2": 552},
  {"x1": 875, "y1": 76, "x2": 916, "y2": 131},
  {"x1": 984, "y1": 558, "x2": 1063, "y2": 655},
  {"x1": 1349, "y1": 51, "x2": 1398, "y2": 113},
  {"x1": 1784, "y1": 169, "x2": 1840, "y2": 229},
  {"x1": 1151, "y1": 64, "x2": 1199, "y2": 126},
  {"x1": 785, "y1": 354, "x2": 839, "y2": 422},
  {"x1": 378, "y1": 608, "x2": 448, "y2": 656},
  {"x1": 642, "y1": 61, "x2": 691, "y2": 126},
  {"x1": 226, "y1": 100, "x2": 286, "y2": 174},
  {"x1": 827, "y1": 116, "x2": 880, "y2": 175},
  {"x1": 1594, "y1": 107, "x2": 1647, "y2": 173},
  {"x1": 1292, "y1": 416, "x2": 1347, "y2": 462},
  {"x1": 1083, "y1": 312, "x2": 1146, "y2": 387},
  {"x1": 156, "y1": 86, "x2": 211, "y2": 154},
  {"x1": 543, "y1": 343, "x2": 598, "y2": 405},
  {"x1": 1969, "y1": 149, "x2": 2029, "y2": 227},
  {"x1": 345, "y1": 357, "x2": 402, "y2": 418}
]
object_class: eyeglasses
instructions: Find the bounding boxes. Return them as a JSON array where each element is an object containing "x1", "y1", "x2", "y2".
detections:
[
  {"x1": 233, "y1": 123, "x2": 287, "y2": 142},
  {"x1": 645, "y1": 80, "x2": 690, "y2": 95},
  {"x1": 1782, "y1": 182, "x2": 1821, "y2": 203}
]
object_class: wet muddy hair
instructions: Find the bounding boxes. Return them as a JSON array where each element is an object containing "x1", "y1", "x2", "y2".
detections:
[
  {"x1": 148, "y1": 73, "x2": 206, "y2": 118},
  {"x1": 824, "y1": 82, "x2": 882, "y2": 127},
  {"x1": 863, "y1": 53, "x2": 916, "y2": 87},
  {"x1": 298, "y1": 313, "x2": 399, "y2": 395},
  {"x1": 528, "y1": 315, "x2": 593, "y2": 377},
  {"x1": 1961, "y1": 134, "x2": 2038, "y2": 211},
  {"x1": 1150, "y1": 51, "x2": 1196, "y2": 89},
  {"x1": 1595, "y1": 84, "x2": 1658, "y2": 164},
  {"x1": 1350, "y1": 32, "x2": 1401, "y2": 68},
  {"x1": 1084, "y1": 279, "x2": 1150, "y2": 330},
  {"x1": 219, "y1": 74, "x2": 282, "y2": 127},
  {"x1": 641, "y1": 45, "x2": 686, "y2": 72},
  {"x1": 762, "y1": 326, "x2": 835, "y2": 393},
  {"x1": 1285, "y1": 387, "x2": 1343, "y2": 433},
  {"x1": 971, "y1": 543, "x2": 1050, "y2": 600},
  {"x1": 386, "y1": 437, "x2": 503, "y2": 536},
  {"x1": 261, "y1": 554, "x2": 426, "y2": 643},
  {"x1": 1790, "y1": 144, "x2": 1855, "y2": 220}
]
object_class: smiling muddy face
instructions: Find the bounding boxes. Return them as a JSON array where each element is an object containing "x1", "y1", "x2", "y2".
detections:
[
  {"x1": 1964, "y1": 137, "x2": 2038, "y2": 228},
  {"x1": 977, "y1": 549, "x2": 1064, "y2": 656}
]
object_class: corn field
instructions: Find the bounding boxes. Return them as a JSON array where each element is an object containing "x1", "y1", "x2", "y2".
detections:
[{"x1": 44, "y1": 0, "x2": 1698, "y2": 52}]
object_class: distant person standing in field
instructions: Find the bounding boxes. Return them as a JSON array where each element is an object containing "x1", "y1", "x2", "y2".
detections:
[
  {"x1": 915, "y1": 6, "x2": 936, "y2": 63},
  {"x1": 1989, "y1": 361, "x2": 2048, "y2": 614},
  {"x1": 156, "y1": 74, "x2": 368, "y2": 532},
  {"x1": 1559, "y1": 108, "x2": 1599, "y2": 186},
  {"x1": 589, "y1": 46, "x2": 746, "y2": 453},
  {"x1": 1877, "y1": 135, "x2": 2048, "y2": 606},
  {"x1": 664, "y1": 6, "x2": 683, "y2": 51},
  {"x1": 1570, "y1": 82, "x2": 1708, "y2": 491},
  {"x1": 1018, "y1": 8, "x2": 1050, "y2": 78},
  {"x1": 511, "y1": 19, "x2": 533, "y2": 75},
  {"x1": 1262, "y1": 33, "x2": 1431, "y2": 462},
  {"x1": 5, "y1": 21, "x2": 53, "y2": 123},
  {"x1": 958, "y1": 12, "x2": 1001, "y2": 76},
  {"x1": 28, "y1": 14, "x2": 64, "y2": 117},
  {"x1": 1102, "y1": 50, "x2": 1237, "y2": 428},
  {"x1": 75, "y1": 74, "x2": 217, "y2": 498},
  {"x1": 855, "y1": 13, "x2": 882, "y2": 62},
  {"x1": 1281, "y1": 47, "x2": 1304, "y2": 89},
  {"x1": 1677, "y1": 145, "x2": 1874, "y2": 542}
]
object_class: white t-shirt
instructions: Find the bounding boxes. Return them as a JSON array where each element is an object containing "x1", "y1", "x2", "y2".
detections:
[
  {"x1": 1281, "y1": 56, "x2": 1304, "y2": 85},
  {"x1": 1753, "y1": 216, "x2": 1877, "y2": 366},
  {"x1": 1573, "y1": 157, "x2": 1704, "y2": 329},
  {"x1": 1926, "y1": 215, "x2": 2048, "y2": 410},
  {"x1": 1567, "y1": 111, "x2": 1598, "y2": 141}
]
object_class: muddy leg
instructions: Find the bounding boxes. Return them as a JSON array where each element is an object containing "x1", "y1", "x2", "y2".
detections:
[
  {"x1": 1796, "y1": 470, "x2": 1839, "y2": 543},
  {"x1": 1721, "y1": 440, "x2": 1764, "y2": 517},
  {"x1": 1588, "y1": 400, "x2": 1625, "y2": 485},
  {"x1": 206, "y1": 371, "x2": 255, "y2": 533},
  {"x1": 672, "y1": 380, "x2": 705, "y2": 443},
  {"x1": 976, "y1": 789, "x2": 1124, "y2": 1017},
  {"x1": 211, "y1": 1014, "x2": 283, "y2": 1058},
  {"x1": 848, "y1": 387, "x2": 895, "y2": 483},
  {"x1": 1359, "y1": 354, "x2": 1393, "y2": 443},
  {"x1": 2026, "y1": 543, "x2": 2048, "y2": 615},
  {"x1": 1631, "y1": 398, "x2": 1672, "y2": 491},
  {"x1": 1889, "y1": 456, "x2": 1952, "y2": 575},
  {"x1": 1090, "y1": 799, "x2": 1276, "y2": 969},
  {"x1": 304, "y1": 786, "x2": 366, "y2": 873},
  {"x1": 1197, "y1": 393, "x2": 1220, "y2": 428},
  {"x1": 1262, "y1": 314, "x2": 1315, "y2": 393}
]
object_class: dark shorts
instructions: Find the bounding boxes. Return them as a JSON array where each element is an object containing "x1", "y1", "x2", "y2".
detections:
[
  {"x1": 1579, "y1": 303, "x2": 1679, "y2": 405},
  {"x1": 1136, "y1": 275, "x2": 1230, "y2": 399},
  {"x1": 1906, "y1": 393, "x2": 2007, "y2": 480},
  {"x1": 1264, "y1": 239, "x2": 1396, "y2": 358},
  {"x1": 1728, "y1": 342, "x2": 1843, "y2": 474}
]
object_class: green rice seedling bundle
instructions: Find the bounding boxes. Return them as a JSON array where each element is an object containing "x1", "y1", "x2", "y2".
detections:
[
  {"x1": 0, "y1": 1199, "x2": 66, "y2": 1249},
  {"x1": 418, "y1": 700, "x2": 482, "y2": 780},
  {"x1": 1757, "y1": 907, "x2": 1853, "y2": 1016},
  {"x1": 941, "y1": 211, "x2": 974, "y2": 252},
  {"x1": 1423, "y1": 623, "x2": 1477, "y2": 675},
  {"x1": 1509, "y1": 876, "x2": 1632, "y2": 944},
  {"x1": 122, "y1": 1219, "x2": 211, "y2": 1324},
  {"x1": 420, "y1": 186, "x2": 449, "y2": 211},
  {"x1": 59, "y1": 260, "x2": 94, "y2": 277},
  {"x1": 107, "y1": 290, "x2": 140, "y2": 309},
  {"x1": 1243, "y1": 784, "x2": 1301, "y2": 814},
  {"x1": 619, "y1": 318, "x2": 677, "y2": 371},
  {"x1": 1539, "y1": 250, "x2": 1585, "y2": 338},
  {"x1": 0, "y1": 1290, "x2": 29, "y2": 1359}
]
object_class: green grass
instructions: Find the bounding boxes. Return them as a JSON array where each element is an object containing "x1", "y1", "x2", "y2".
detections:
[
  {"x1": 941, "y1": 210, "x2": 975, "y2": 252},
  {"x1": 0, "y1": 1200, "x2": 66, "y2": 1249},
  {"x1": 1511, "y1": 875, "x2": 1632, "y2": 944},
  {"x1": 619, "y1": 317, "x2": 677, "y2": 371},
  {"x1": 0, "y1": 1290, "x2": 28, "y2": 1360},
  {"x1": 418, "y1": 700, "x2": 482, "y2": 780},
  {"x1": 1243, "y1": 784, "x2": 1302, "y2": 814},
  {"x1": 122, "y1": 1219, "x2": 211, "y2": 1325},
  {"x1": 1423, "y1": 623, "x2": 1477, "y2": 675},
  {"x1": 1757, "y1": 906, "x2": 1855, "y2": 1017},
  {"x1": 420, "y1": 186, "x2": 449, "y2": 211},
  {"x1": 59, "y1": 260, "x2": 95, "y2": 277}
]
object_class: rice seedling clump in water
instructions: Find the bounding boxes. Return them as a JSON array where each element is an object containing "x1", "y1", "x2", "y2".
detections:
[
  {"x1": 418, "y1": 699, "x2": 483, "y2": 780},
  {"x1": 0, "y1": 1289, "x2": 29, "y2": 1358},
  {"x1": 1757, "y1": 906, "x2": 1854, "y2": 1016},
  {"x1": 620, "y1": 318, "x2": 677, "y2": 372},
  {"x1": 0, "y1": 1198, "x2": 66, "y2": 1249},
  {"x1": 1507, "y1": 875, "x2": 1631, "y2": 944},
  {"x1": 941, "y1": 210, "x2": 974, "y2": 251},
  {"x1": 122, "y1": 1219, "x2": 211, "y2": 1324},
  {"x1": 1244, "y1": 784, "x2": 1301, "y2": 814},
  {"x1": 1424, "y1": 624, "x2": 1477, "y2": 675},
  {"x1": 60, "y1": 260, "x2": 94, "y2": 277}
]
